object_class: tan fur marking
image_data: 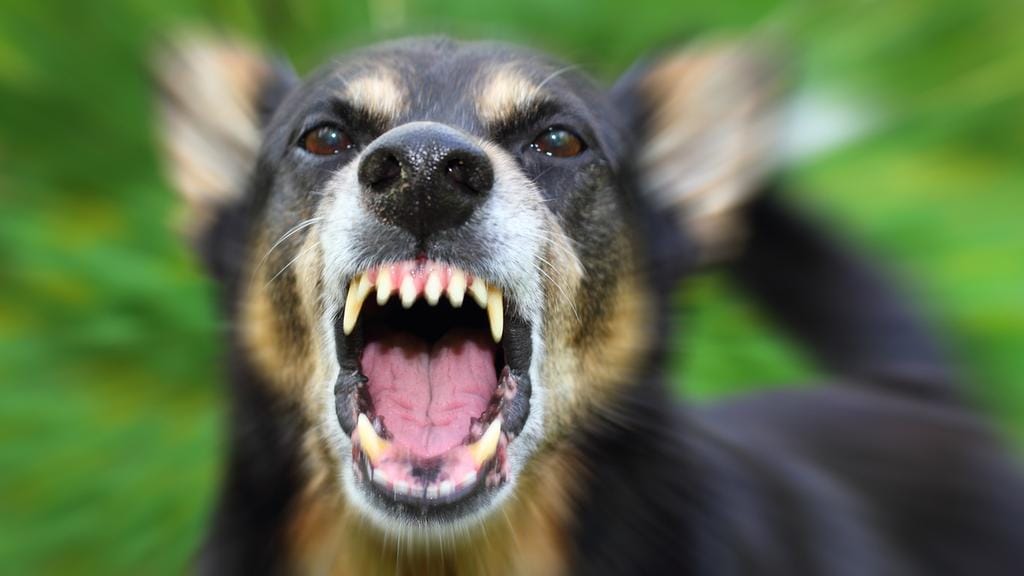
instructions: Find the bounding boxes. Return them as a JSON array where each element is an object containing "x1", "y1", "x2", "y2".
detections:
[
  {"x1": 241, "y1": 227, "x2": 323, "y2": 394},
  {"x1": 575, "y1": 270, "x2": 653, "y2": 422},
  {"x1": 540, "y1": 226, "x2": 654, "y2": 434},
  {"x1": 476, "y1": 65, "x2": 544, "y2": 127},
  {"x1": 343, "y1": 70, "x2": 407, "y2": 124}
]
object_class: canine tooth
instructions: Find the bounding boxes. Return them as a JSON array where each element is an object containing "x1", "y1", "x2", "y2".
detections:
[
  {"x1": 447, "y1": 270, "x2": 466, "y2": 307},
  {"x1": 439, "y1": 481, "x2": 453, "y2": 497},
  {"x1": 342, "y1": 274, "x2": 373, "y2": 335},
  {"x1": 357, "y1": 413, "x2": 390, "y2": 465},
  {"x1": 376, "y1": 272, "x2": 393, "y2": 305},
  {"x1": 357, "y1": 273, "x2": 374, "y2": 299},
  {"x1": 343, "y1": 277, "x2": 360, "y2": 335},
  {"x1": 486, "y1": 287, "x2": 503, "y2": 343},
  {"x1": 460, "y1": 472, "x2": 478, "y2": 487},
  {"x1": 470, "y1": 419, "x2": 502, "y2": 466},
  {"x1": 469, "y1": 276, "x2": 488, "y2": 308},
  {"x1": 400, "y1": 275, "x2": 417, "y2": 308},
  {"x1": 373, "y1": 468, "x2": 389, "y2": 487},
  {"x1": 424, "y1": 270, "x2": 443, "y2": 305}
]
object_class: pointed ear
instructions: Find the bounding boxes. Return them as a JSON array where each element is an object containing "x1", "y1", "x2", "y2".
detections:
[
  {"x1": 153, "y1": 33, "x2": 297, "y2": 237},
  {"x1": 613, "y1": 38, "x2": 785, "y2": 263}
]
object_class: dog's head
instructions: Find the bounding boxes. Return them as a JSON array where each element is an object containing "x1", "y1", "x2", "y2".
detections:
[{"x1": 156, "y1": 35, "x2": 778, "y2": 534}]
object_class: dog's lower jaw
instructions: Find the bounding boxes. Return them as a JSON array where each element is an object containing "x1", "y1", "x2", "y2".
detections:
[{"x1": 285, "y1": 443, "x2": 583, "y2": 576}]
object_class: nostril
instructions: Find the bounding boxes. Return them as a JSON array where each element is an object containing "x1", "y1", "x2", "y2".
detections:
[
  {"x1": 446, "y1": 159, "x2": 468, "y2": 185},
  {"x1": 445, "y1": 154, "x2": 493, "y2": 194},
  {"x1": 361, "y1": 150, "x2": 403, "y2": 191},
  {"x1": 372, "y1": 153, "x2": 402, "y2": 189}
]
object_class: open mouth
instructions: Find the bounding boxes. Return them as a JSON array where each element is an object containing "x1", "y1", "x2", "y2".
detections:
[{"x1": 334, "y1": 260, "x2": 532, "y2": 513}]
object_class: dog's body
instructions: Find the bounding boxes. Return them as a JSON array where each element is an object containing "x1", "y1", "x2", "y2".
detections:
[{"x1": 156, "y1": 36, "x2": 1024, "y2": 574}]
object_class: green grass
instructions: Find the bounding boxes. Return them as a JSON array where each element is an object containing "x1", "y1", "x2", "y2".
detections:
[{"x1": 2, "y1": 0, "x2": 1022, "y2": 573}]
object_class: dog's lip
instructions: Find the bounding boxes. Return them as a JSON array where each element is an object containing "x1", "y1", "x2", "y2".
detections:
[{"x1": 332, "y1": 259, "x2": 533, "y2": 512}]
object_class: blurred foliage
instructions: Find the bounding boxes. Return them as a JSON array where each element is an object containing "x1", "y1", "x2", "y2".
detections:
[{"x1": 1, "y1": 0, "x2": 1022, "y2": 573}]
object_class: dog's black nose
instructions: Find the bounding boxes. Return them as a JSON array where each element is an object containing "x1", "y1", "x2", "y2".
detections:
[{"x1": 358, "y1": 122, "x2": 494, "y2": 239}]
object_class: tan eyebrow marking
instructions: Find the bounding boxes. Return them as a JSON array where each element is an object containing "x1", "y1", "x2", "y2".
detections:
[
  {"x1": 475, "y1": 65, "x2": 546, "y2": 127},
  {"x1": 343, "y1": 69, "x2": 407, "y2": 122}
]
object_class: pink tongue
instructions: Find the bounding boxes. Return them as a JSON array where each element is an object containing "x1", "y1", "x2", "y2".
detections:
[{"x1": 361, "y1": 328, "x2": 497, "y2": 458}]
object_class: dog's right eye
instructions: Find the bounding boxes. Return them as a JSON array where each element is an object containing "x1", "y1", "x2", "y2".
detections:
[
  {"x1": 529, "y1": 127, "x2": 585, "y2": 158},
  {"x1": 299, "y1": 124, "x2": 353, "y2": 156}
]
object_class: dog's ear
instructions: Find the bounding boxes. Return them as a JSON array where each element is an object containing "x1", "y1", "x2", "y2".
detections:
[
  {"x1": 613, "y1": 38, "x2": 785, "y2": 263},
  {"x1": 153, "y1": 33, "x2": 297, "y2": 237}
]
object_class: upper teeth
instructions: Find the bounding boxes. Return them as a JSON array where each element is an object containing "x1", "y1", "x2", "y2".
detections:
[{"x1": 342, "y1": 263, "x2": 504, "y2": 343}]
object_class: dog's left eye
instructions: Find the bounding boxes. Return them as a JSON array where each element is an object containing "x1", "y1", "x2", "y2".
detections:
[
  {"x1": 300, "y1": 124, "x2": 353, "y2": 156},
  {"x1": 529, "y1": 127, "x2": 585, "y2": 158}
]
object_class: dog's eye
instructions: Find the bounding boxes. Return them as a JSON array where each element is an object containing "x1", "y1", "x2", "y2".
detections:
[
  {"x1": 529, "y1": 127, "x2": 585, "y2": 158},
  {"x1": 300, "y1": 124, "x2": 353, "y2": 156}
]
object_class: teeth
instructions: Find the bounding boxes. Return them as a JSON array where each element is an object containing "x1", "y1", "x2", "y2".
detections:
[
  {"x1": 342, "y1": 274, "x2": 374, "y2": 335},
  {"x1": 468, "y1": 276, "x2": 488, "y2": 308},
  {"x1": 400, "y1": 275, "x2": 417, "y2": 308},
  {"x1": 358, "y1": 412, "x2": 504, "y2": 498},
  {"x1": 424, "y1": 270, "x2": 442, "y2": 305},
  {"x1": 486, "y1": 287, "x2": 503, "y2": 343},
  {"x1": 343, "y1": 264, "x2": 505, "y2": 339},
  {"x1": 343, "y1": 277, "x2": 360, "y2": 335},
  {"x1": 447, "y1": 270, "x2": 466, "y2": 307},
  {"x1": 469, "y1": 419, "x2": 502, "y2": 466},
  {"x1": 376, "y1": 272, "x2": 393, "y2": 305},
  {"x1": 356, "y1": 413, "x2": 390, "y2": 465}
]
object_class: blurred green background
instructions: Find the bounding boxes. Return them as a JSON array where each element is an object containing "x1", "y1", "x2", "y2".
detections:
[{"x1": 2, "y1": 0, "x2": 1022, "y2": 573}]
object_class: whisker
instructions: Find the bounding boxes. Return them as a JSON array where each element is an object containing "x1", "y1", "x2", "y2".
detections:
[
  {"x1": 251, "y1": 216, "x2": 324, "y2": 281},
  {"x1": 264, "y1": 243, "x2": 318, "y2": 289},
  {"x1": 501, "y1": 508, "x2": 522, "y2": 553},
  {"x1": 509, "y1": 226, "x2": 581, "y2": 269},
  {"x1": 533, "y1": 64, "x2": 580, "y2": 96},
  {"x1": 533, "y1": 258, "x2": 582, "y2": 324},
  {"x1": 501, "y1": 225, "x2": 583, "y2": 323}
]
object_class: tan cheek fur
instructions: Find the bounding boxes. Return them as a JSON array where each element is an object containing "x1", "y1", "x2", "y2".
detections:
[
  {"x1": 241, "y1": 227, "x2": 326, "y2": 401},
  {"x1": 540, "y1": 225, "x2": 654, "y2": 436}
]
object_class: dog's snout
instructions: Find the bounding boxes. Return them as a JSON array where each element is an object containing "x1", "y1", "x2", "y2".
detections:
[{"x1": 358, "y1": 122, "x2": 493, "y2": 238}]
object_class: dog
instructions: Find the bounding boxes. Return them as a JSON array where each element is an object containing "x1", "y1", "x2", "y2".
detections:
[{"x1": 154, "y1": 34, "x2": 1024, "y2": 575}]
